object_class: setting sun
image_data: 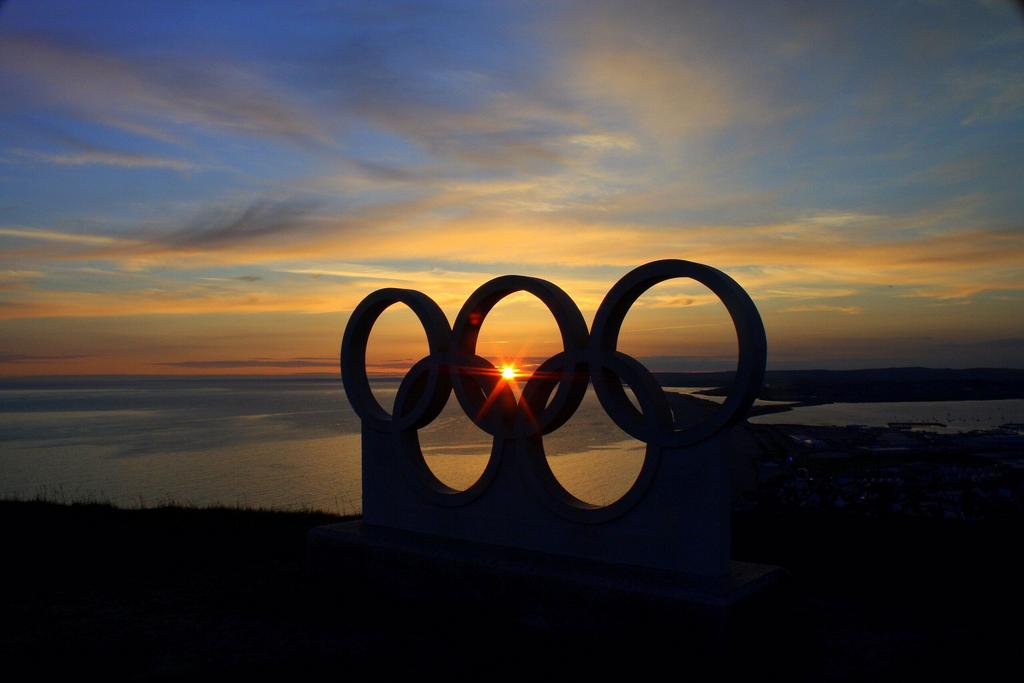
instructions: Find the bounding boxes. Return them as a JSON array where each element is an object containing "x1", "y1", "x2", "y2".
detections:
[{"x1": 500, "y1": 365, "x2": 518, "y2": 381}]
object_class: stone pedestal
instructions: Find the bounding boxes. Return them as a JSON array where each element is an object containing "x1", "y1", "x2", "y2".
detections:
[
  {"x1": 307, "y1": 520, "x2": 786, "y2": 642},
  {"x1": 362, "y1": 429, "x2": 737, "y2": 577}
]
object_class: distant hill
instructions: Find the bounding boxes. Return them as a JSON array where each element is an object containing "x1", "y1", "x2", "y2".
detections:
[{"x1": 654, "y1": 367, "x2": 1024, "y2": 404}]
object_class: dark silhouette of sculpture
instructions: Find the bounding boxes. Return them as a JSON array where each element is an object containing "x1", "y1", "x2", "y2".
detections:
[{"x1": 340, "y1": 259, "x2": 766, "y2": 577}]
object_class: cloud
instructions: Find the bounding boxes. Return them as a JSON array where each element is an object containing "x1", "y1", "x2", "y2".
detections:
[
  {"x1": 760, "y1": 286, "x2": 861, "y2": 299},
  {"x1": 199, "y1": 274, "x2": 263, "y2": 284},
  {"x1": 0, "y1": 352, "x2": 90, "y2": 363},
  {"x1": 155, "y1": 357, "x2": 336, "y2": 369},
  {"x1": 0, "y1": 271, "x2": 363, "y2": 318},
  {"x1": 552, "y1": 0, "x2": 816, "y2": 145},
  {"x1": 0, "y1": 33, "x2": 327, "y2": 146},
  {"x1": 0, "y1": 226, "x2": 134, "y2": 246},
  {"x1": 949, "y1": 67, "x2": 1024, "y2": 125},
  {"x1": 278, "y1": 264, "x2": 499, "y2": 287},
  {"x1": 0, "y1": 270, "x2": 44, "y2": 278},
  {"x1": 778, "y1": 304, "x2": 863, "y2": 315},
  {"x1": 12, "y1": 147, "x2": 193, "y2": 171},
  {"x1": 0, "y1": 18, "x2": 595, "y2": 177},
  {"x1": 159, "y1": 198, "x2": 321, "y2": 250}
]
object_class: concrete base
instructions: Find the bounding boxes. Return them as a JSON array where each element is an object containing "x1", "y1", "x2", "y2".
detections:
[{"x1": 307, "y1": 520, "x2": 786, "y2": 643}]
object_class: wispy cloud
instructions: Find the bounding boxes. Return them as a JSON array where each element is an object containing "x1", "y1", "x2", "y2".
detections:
[
  {"x1": 0, "y1": 34, "x2": 327, "y2": 146},
  {"x1": 0, "y1": 352, "x2": 90, "y2": 363},
  {"x1": 778, "y1": 304, "x2": 863, "y2": 315},
  {"x1": 159, "y1": 198, "x2": 321, "y2": 250},
  {"x1": 11, "y1": 147, "x2": 194, "y2": 171},
  {"x1": 949, "y1": 67, "x2": 1024, "y2": 125},
  {"x1": 0, "y1": 226, "x2": 133, "y2": 246},
  {"x1": 0, "y1": 270, "x2": 44, "y2": 278},
  {"x1": 155, "y1": 357, "x2": 335, "y2": 369}
]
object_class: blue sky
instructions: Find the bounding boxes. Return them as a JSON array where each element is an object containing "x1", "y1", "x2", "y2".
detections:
[{"x1": 0, "y1": 0, "x2": 1022, "y2": 374}]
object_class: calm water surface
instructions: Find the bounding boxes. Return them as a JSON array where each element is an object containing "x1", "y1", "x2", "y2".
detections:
[
  {"x1": 0, "y1": 377, "x2": 647, "y2": 513},
  {"x1": 0, "y1": 377, "x2": 1018, "y2": 512}
]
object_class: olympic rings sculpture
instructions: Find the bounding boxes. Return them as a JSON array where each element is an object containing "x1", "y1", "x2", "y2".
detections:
[{"x1": 341, "y1": 259, "x2": 766, "y2": 521}]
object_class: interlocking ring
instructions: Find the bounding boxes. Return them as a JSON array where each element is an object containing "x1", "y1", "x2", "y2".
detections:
[
  {"x1": 450, "y1": 275, "x2": 590, "y2": 439},
  {"x1": 589, "y1": 259, "x2": 767, "y2": 448},
  {"x1": 341, "y1": 288, "x2": 451, "y2": 433},
  {"x1": 341, "y1": 259, "x2": 766, "y2": 518}
]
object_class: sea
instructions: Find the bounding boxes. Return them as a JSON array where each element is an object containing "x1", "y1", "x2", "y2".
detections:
[{"x1": 1, "y1": 376, "x2": 1021, "y2": 514}]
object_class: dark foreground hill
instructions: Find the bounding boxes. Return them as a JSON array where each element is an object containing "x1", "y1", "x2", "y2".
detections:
[{"x1": 0, "y1": 500, "x2": 1020, "y2": 680}]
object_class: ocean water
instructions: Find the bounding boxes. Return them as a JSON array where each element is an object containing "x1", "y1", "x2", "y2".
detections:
[
  {"x1": 0, "y1": 377, "x2": 1018, "y2": 512},
  {"x1": 0, "y1": 377, "x2": 646, "y2": 513}
]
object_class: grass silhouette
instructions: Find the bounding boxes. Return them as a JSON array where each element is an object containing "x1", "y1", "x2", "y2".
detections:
[{"x1": 0, "y1": 499, "x2": 1020, "y2": 679}]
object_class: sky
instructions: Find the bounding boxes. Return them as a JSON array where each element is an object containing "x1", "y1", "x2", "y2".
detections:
[{"x1": 0, "y1": 0, "x2": 1022, "y2": 376}]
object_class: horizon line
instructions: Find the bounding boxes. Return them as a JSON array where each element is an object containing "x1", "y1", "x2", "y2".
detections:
[{"x1": 3, "y1": 365, "x2": 1024, "y2": 382}]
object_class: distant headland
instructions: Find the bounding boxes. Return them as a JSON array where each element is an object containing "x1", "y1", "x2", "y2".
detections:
[{"x1": 655, "y1": 367, "x2": 1024, "y2": 404}]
